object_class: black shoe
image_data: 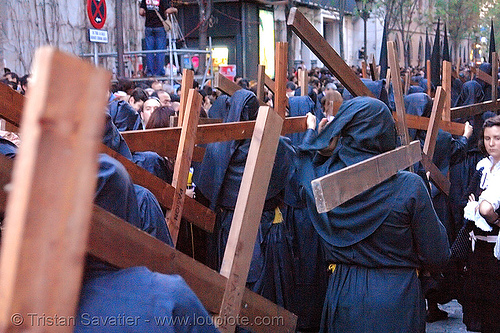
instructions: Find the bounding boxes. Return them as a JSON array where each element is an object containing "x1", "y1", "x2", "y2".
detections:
[{"x1": 426, "y1": 308, "x2": 448, "y2": 323}]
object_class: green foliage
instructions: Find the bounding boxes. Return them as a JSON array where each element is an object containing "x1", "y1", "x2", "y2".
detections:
[
  {"x1": 374, "y1": 0, "x2": 428, "y2": 66},
  {"x1": 434, "y1": 0, "x2": 480, "y2": 57}
]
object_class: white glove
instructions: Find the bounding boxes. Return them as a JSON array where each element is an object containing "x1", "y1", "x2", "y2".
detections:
[{"x1": 464, "y1": 201, "x2": 493, "y2": 232}]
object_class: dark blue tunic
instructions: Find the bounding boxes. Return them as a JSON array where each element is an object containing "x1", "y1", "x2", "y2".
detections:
[
  {"x1": 77, "y1": 155, "x2": 214, "y2": 332},
  {"x1": 295, "y1": 97, "x2": 450, "y2": 333},
  {"x1": 107, "y1": 99, "x2": 142, "y2": 131},
  {"x1": 283, "y1": 96, "x2": 328, "y2": 330},
  {"x1": 194, "y1": 90, "x2": 295, "y2": 308}
]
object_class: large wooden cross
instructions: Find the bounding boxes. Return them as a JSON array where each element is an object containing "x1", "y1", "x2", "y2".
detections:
[
  {"x1": 451, "y1": 52, "x2": 500, "y2": 118},
  {"x1": 0, "y1": 48, "x2": 297, "y2": 332},
  {"x1": 285, "y1": 9, "x2": 452, "y2": 210},
  {"x1": 387, "y1": 41, "x2": 450, "y2": 194}
]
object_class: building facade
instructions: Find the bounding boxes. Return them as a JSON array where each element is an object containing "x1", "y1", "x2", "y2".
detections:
[{"x1": 0, "y1": 0, "x2": 473, "y2": 81}]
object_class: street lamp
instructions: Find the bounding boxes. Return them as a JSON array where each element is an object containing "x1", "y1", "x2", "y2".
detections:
[{"x1": 355, "y1": 0, "x2": 373, "y2": 61}]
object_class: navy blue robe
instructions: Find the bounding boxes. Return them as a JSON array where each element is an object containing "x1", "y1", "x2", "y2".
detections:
[
  {"x1": 0, "y1": 137, "x2": 18, "y2": 159},
  {"x1": 283, "y1": 128, "x2": 328, "y2": 331},
  {"x1": 295, "y1": 97, "x2": 450, "y2": 333},
  {"x1": 107, "y1": 100, "x2": 142, "y2": 131},
  {"x1": 286, "y1": 95, "x2": 320, "y2": 147},
  {"x1": 102, "y1": 113, "x2": 173, "y2": 184},
  {"x1": 451, "y1": 80, "x2": 489, "y2": 233},
  {"x1": 78, "y1": 155, "x2": 214, "y2": 332},
  {"x1": 194, "y1": 89, "x2": 295, "y2": 309}
]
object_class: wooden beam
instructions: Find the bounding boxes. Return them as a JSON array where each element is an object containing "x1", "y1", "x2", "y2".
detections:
[
  {"x1": 423, "y1": 87, "x2": 446, "y2": 161},
  {"x1": 0, "y1": 47, "x2": 110, "y2": 331},
  {"x1": 274, "y1": 42, "x2": 288, "y2": 119},
  {"x1": 167, "y1": 89, "x2": 202, "y2": 245},
  {"x1": 100, "y1": 144, "x2": 215, "y2": 232},
  {"x1": 287, "y1": 7, "x2": 373, "y2": 97},
  {"x1": 178, "y1": 69, "x2": 195, "y2": 126},
  {"x1": 420, "y1": 153, "x2": 450, "y2": 194},
  {"x1": 170, "y1": 116, "x2": 222, "y2": 127},
  {"x1": 451, "y1": 99, "x2": 500, "y2": 119},
  {"x1": 218, "y1": 106, "x2": 285, "y2": 332},
  {"x1": 0, "y1": 83, "x2": 22, "y2": 127},
  {"x1": 312, "y1": 141, "x2": 422, "y2": 213},
  {"x1": 388, "y1": 41, "x2": 411, "y2": 146},
  {"x1": 442, "y1": 61, "x2": 452, "y2": 121},
  {"x1": 218, "y1": 43, "x2": 288, "y2": 332},
  {"x1": 298, "y1": 68, "x2": 308, "y2": 96},
  {"x1": 0, "y1": 157, "x2": 297, "y2": 332},
  {"x1": 476, "y1": 68, "x2": 493, "y2": 86},
  {"x1": 385, "y1": 68, "x2": 391, "y2": 91},
  {"x1": 264, "y1": 74, "x2": 275, "y2": 94},
  {"x1": 89, "y1": 205, "x2": 297, "y2": 332},
  {"x1": 121, "y1": 116, "x2": 307, "y2": 158},
  {"x1": 256, "y1": 65, "x2": 266, "y2": 102},
  {"x1": 361, "y1": 60, "x2": 367, "y2": 78},
  {"x1": 404, "y1": 72, "x2": 410, "y2": 95},
  {"x1": 395, "y1": 113, "x2": 465, "y2": 137},
  {"x1": 422, "y1": 87, "x2": 451, "y2": 195},
  {"x1": 215, "y1": 73, "x2": 267, "y2": 106}
]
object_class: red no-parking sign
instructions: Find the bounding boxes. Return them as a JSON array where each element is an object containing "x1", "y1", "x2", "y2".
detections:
[{"x1": 87, "y1": 0, "x2": 107, "y2": 29}]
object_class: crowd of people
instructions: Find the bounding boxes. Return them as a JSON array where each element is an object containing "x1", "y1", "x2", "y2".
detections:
[{"x1": 0, "y1": 60, "x2": 500, "y2": 332}]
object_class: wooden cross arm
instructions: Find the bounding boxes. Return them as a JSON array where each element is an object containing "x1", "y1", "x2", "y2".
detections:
[
  {"x1": 264, "y1": 75, "x2": 275, "y2": 93},
  {"x1": 0, "y1": 83, "x2": 23, "y2": 127},
  {"x1": 451, "y1": 100, "x2": 500, "y2": 119},
  {"x1": 393, "y1": 113, "x2": 465, "y2": 137},
  {"x1": 312, "y1": 141, "x2": 422, "y2": 213},
  {"x1": 121, "y1": 116, "x2": 307, "y2": 159},
  {"x1": 287, "y1": 7, "x2": 373, "y2": 98},
  {"x1": 215, "y1": 73, "x2": 267, "y2": 106},
  {"x1": 420, "y1": 153, "x2": 450, "y2": 195},
  {"x1": 101, "y1": 144, "x2": 215, "y2": 232},
  {"x1": 89, "y1": 206, "x2": 297, "y2": 332},
  {"x1": 476, "y1": 70, "x2": 494, "y2": 85}
]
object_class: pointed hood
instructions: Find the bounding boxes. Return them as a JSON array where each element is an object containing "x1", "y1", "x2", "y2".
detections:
[
  {"x1": 489, "y1": 19, "x2": 496, "y2": 63},
  {"x1": 379, "y1": 18, "x2": 388, "y2": 79},
  {"x1": 443, "y1": 23, "x2": 450, "y2": 62},
  {"x1": 431, "y1": 18, "x2": 441, "y2": 87}
]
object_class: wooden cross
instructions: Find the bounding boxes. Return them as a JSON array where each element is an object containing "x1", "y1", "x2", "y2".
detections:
[
  {"x1": 312, "y1": 141, "x2": 422, "y2": 212},
  {"x1": 388, "y1": 41, "x2": 450, "y2": 195},
  {"x1": 166, "y1": 89, "x2": 202, "y2": 245},
  {"x1": 0, "y1": 154, "x2": 297, "y2": 331},
  {"x1": 0, "y1": 47, "x2": 110, "y2": 331},
  {"x1": 178, "y1": 69, "x2": 195, "y2": 126},
  {"x1": 0, "y1": 47, "x2": 298, "y2": 332},
  {"x1": 217, "y1": 42, "x2": 289, "y2": 333},
  {"x1": 442, "y1": 61, "x2": 452, "y2": 121},
  {"x1": 312, "y1": 87, "x2": 449, "y2": 212},
  {"x1": 361, "y1": 60, "x2": 368, "y2": 79},
  {"x1": 287, "y1": 7, "x2": 373, "y2": 97},
  {"x1": 215, "y1": 73, "x2": 267, "y2": 106},
  {"x1": 387, "y1": 41, "x2": 411, "y2": 146}
]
